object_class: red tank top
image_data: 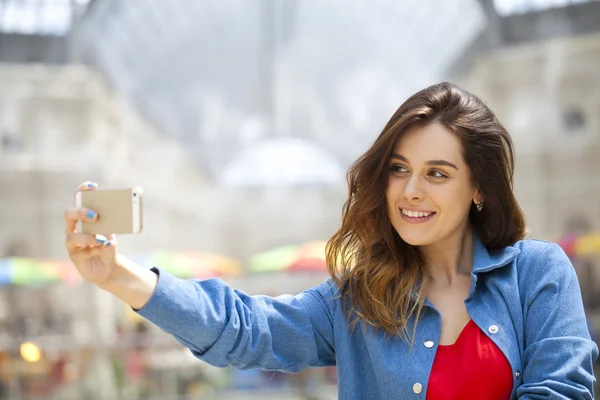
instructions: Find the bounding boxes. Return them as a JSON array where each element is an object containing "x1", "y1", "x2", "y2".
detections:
[{"x1": 426, "y1": 320, "x2": 513, "y2": 400}]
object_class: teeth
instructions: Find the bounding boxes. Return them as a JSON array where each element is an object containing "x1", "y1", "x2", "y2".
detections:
[{"x1": 402, "y1": 209, "x2": 431, "y2": 218}]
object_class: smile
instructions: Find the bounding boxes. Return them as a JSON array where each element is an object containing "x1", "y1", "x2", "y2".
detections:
[{"x1": 400, "y1": 208, "x2": 436, "y2": 223}]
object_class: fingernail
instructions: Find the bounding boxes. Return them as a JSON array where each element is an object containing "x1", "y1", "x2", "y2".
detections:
[
  {"x1": 87, "y1": 182, "x2": 97, "y2": 188},
  {"x1": 86, "y1": 210, "x2": 97, "y2": 220},
  {"x1": 96, "y1": 235, "x2": 106, "y2": 244},
  {"x1": 104, "y1": 241, "x2": 112, "y2": 247}
]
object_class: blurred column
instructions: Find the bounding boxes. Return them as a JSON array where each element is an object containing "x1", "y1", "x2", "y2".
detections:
[
  {"x1": 259, "y1": 0, "x2": 277, "y2": 138},
  {"x1": 478, "y1": 0, "x2": 503, "y2": 49},
  {"x1": 259, "y1": 0, "x2": 297, "y2": 138}
]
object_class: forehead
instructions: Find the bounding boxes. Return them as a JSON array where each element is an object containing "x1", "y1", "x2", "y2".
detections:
[{"x1": 392, "y1": 123, "x2": 465, "y2": 165}]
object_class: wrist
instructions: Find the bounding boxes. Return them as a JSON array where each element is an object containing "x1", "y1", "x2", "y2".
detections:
[
  {"x1": 97, "y1": 254, "x2": 158, "y2": 310},
  {"x1": 97, "y1": 254, "x2": 134, "y2": 289}
]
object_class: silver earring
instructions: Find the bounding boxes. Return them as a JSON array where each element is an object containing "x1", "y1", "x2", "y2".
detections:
[{"x1": 476, "y1": 201, "x2": 484, "y2": 212}]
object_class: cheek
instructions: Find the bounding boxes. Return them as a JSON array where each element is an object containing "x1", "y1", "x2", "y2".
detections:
[
  {"x1": 436, "y1": 184, "x2": 474, "y2": 215},
  {"x1": 385, "y1": 179, "x2": 401, "y2": 206},
  {"x1": 385, "y1": 191, "x2": 393, "y2": 215},
  {"x1": 385, "y1": 187, "x2": 396, "y2": 218}
]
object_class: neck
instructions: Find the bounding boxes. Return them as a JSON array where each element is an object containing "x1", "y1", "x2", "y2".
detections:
[{"x1": 420, "y1": 225, "x2": 474, "y2": 286}]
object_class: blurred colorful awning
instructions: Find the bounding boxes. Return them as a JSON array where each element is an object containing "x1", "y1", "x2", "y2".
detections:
[
  {"x1": 0, "y1": 257, "x2": 81, "y2": 286},
  {"x1": 557, "y1": 233, "x2": 600, "y2": 258},
  {"x1": 248, "y1": 241, "x2": 328, "y2": 273},
  {"x1": 132, "y1": 251, "x2": 242, "y2": 279}
]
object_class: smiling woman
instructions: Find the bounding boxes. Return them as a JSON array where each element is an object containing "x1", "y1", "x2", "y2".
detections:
[
  {"x1": 64, "y1": 82, "x2": 597, "y2": 400},
  {"x1": 327, "y1": 82, "x2": 525, "y2": 337},
  {"x1": 324, "y1": 82, "x2": 597, "y2": 398}
]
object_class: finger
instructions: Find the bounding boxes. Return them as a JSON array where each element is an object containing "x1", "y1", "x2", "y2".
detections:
[
  {"x1": 64, "y1": 208, "x2": 98, "y2": 234},
  {"x1": 64, "y1": 208, "x2": 99, "y2": 222},
  {"x1": 87, "y1": 247, "x2": 105, "y2": 258},
  {"x1": 66, "y1": 233, "x2": 107, "y2": 251},
  {"x1": 67, "y1": 182, "x2": 99, "y2": 234},
  {"x1": 101, "y1": 235, "x2": 117, "y2": 249},
  {"x1": 69, "y1": 246, "x2": 104, "y2": 263},
  {"x1": 86, "y1": 237, "x2": 116, "y2": 256},
  {"x1": 76, "y1": 181, "x2": 98, "y2": 193}
]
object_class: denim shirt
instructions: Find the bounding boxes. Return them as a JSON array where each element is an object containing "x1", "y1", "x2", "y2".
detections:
[{"x1": 136, "y1": 236, "x2": 598, "y2": 399}]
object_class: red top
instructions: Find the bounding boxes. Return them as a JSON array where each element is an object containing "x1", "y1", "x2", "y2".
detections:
[{"x1": 426, "y1": 320, "x2": 513, "y2": 400}]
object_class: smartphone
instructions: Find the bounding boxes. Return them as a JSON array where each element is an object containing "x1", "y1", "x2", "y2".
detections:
[{"x1": 75, "y1": 187, "x2": 143, "y2": 234}]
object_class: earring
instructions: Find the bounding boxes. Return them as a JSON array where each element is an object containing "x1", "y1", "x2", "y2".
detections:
[{"x1": 476, "y1": 201, "x2": 484, "y2": 212}]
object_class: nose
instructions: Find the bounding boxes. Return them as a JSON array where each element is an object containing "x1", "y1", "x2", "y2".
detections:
[{"x1": 403, "y1": 175, "x2": 425, "y2": 201}]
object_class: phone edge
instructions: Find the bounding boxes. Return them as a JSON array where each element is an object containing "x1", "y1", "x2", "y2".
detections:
[{"x1": 132, "y1": 187, "x2": 143, "y2": 233}]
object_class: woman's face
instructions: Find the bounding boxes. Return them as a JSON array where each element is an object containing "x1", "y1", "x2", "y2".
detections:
[{"x1": 385, "y1": 123, "x2": 480, "y2": 247}]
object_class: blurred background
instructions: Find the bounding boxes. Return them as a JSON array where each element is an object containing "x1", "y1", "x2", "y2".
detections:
[{"x1": 0, "y1": 0, "x2": 599, "y2": 399}]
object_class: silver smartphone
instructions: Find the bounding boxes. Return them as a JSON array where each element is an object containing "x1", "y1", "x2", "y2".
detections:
[{"x1": 75, "y1": 187, "x2": 143, "y2": 234}]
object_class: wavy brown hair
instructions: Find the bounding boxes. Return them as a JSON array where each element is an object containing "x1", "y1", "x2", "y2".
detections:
[{"x1": 326, "y1": 82, "x2": 526, "y2": 340}]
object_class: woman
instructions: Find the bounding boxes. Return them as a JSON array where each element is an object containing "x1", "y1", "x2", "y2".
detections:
[{"x1": 64, "y1": 82, "x2": 598, "y2": 399}]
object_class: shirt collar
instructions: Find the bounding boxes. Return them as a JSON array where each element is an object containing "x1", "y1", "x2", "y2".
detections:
[
  {"x1": 471, "y1": 231, "x2": 520, "y2": 275},
  {"x1": 411, "y1": 231, "x2": 521, "y2": 302}
]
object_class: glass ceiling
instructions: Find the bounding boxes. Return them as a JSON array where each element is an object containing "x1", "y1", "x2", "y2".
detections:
[
  {"x1": 12, "y1": 0, "x2": 592, "y2": 185},
  {"x1": 65, "y1": 0, "x2": 490, "y2": 187},
  {"x1": 0, "y1": 0, "x2": 91, "y2": 36},
  {"x1": 493, "y1": 0, "x2": 596, "y2": 16}
]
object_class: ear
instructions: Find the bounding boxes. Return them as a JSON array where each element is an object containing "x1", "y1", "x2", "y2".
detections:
[{"x1": 473, "y1": 190, "x2": 484, "y2": 204}]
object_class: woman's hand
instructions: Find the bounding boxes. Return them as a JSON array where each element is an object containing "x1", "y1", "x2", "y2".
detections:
[
  {"x1": 64, "y1": 181, "x2": 158, "y2": 309},
  {"x1": 64, "y1": 182, "x2": 119, "y2": 285}
]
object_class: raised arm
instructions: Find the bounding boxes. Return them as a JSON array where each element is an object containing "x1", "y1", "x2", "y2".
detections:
[
  {"x1": 65, "y1": 182, "x2": 337, "y2": 373},
  {"x1": 131, "y1": 267, "x2": 337, "y2": 372}
]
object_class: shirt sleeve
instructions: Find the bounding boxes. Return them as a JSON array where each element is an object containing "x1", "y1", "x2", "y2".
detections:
[
  {"x1": 134, "y1": 267, "x2": 337, "y2": 372},
  {"x1": 516, "y1": 243, "x2": 599, "y2": 399}
]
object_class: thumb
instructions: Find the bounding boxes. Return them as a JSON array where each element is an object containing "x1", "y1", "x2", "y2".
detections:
[{"x1": 99, "y1": 234, "x2": 118, "y2": 257}]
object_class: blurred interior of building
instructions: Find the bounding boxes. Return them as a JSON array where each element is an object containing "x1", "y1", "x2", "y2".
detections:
[{"x1": 0, "y1": 0, "x2": 599, "y2": 399}]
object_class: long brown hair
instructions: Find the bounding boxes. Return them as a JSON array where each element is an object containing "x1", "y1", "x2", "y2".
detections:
[{"x1": 326, "y1": 82, "x2": 526, "y2": 340}]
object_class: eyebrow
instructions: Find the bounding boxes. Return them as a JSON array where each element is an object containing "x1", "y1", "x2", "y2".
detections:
[{"x1": 391, "y1": 153, "x2": 459, "y2": 171}]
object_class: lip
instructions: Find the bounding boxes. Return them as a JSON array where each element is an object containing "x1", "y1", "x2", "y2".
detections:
[
  {"x1": 399, "y1": 208, "x2": 436, "y2": 224},
  {"x1": 400, "y1": 207, "x2": 435, "y2": 213}
]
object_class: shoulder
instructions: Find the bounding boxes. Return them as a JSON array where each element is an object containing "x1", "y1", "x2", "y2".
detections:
[
  {"x1": 303, "y1": 279, "x2": 341, "y2": 316},
  {"x1": 511, "y1": 238, "x2": 571, "y2": 269},
  {"x1": 307, "y1": 279, "x2": 341, "y2": 299},
  {"x1": 510, "y1": 238, "x2": 576, "y2": 292}
]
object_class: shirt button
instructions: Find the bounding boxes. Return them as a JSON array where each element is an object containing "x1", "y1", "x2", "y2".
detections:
[
  {"x1": 488, "y1": 324, "x2": 499, "y2": 334},
  {"x1": 413, "y1": 383, "x2": 423, "y2": 394},
  {"x1": 515, "y1": 370, "x2": 521, "y2": 379},
  {"x1": 424, "y1": 340, "x2": 434, "y2": 348}
]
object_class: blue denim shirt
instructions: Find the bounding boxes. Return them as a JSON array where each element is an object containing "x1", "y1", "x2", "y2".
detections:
[{"x1": 136, "y1": 236, "x2": 598, "y2": 399}]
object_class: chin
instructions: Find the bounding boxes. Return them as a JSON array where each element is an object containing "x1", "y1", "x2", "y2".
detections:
[{"x1": 397, "y1": 230, "x2": 435, "y2": 247}]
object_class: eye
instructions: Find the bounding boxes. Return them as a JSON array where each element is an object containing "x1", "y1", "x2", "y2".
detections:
[
  {"x1": 429, "y1": 170, "x2": 448, "y2": 179},
  {"x1": 389, "y1": 164, "x2": 409, "y2": 175}
]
